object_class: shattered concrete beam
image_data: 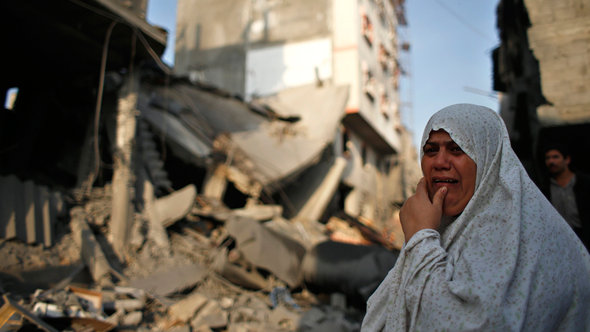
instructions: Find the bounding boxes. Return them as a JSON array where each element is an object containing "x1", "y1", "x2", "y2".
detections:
[
  {"x1": 295, "y1": 156, "x2": 348, "y2": 224},
  {"x1": 70, "y1": 207, "x2": 113, "y2": 286},
  {"x1": 128, "y1": 264, "x2": 208, "y2": 297},
  {"x1": 156, "y1": 184, "x2": 197, "y2": 227},
  {"x1": 202, "y1": 163, "x2": 228, "y2": 201},
  {"x1": 211, "y1": 249, "x2": 269, "y2": 290},
  {"x1": 111, "y1": 74, "x2": 140, "y2": 262},
  {"x1": 139, "y1": 168, "x2": 170, "y2": 250},
  {"x1": 232, "y1": 204, "x2": 283, "y2": 221}
]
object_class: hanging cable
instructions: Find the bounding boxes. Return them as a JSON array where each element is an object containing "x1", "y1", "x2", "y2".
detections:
[
  {"x1": 87, "y1": 20, "x2": 117, "y2": 196},
  {"x1": 434, "y1": 0, "x2": 496, "y2": 43}
]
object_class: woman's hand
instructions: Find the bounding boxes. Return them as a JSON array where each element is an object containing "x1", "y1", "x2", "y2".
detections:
[{"x1": 400, "y1": 178, "x2": 447, "y2": 243}]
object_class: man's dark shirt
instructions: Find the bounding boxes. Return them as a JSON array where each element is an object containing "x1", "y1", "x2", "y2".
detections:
[{"x1": 542, "y1": 172, "x2": 590, "y2": 251}]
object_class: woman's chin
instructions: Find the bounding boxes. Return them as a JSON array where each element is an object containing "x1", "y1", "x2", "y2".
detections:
[{"x1": 442, "y1": 204, "x2": 463, "y2": 217}]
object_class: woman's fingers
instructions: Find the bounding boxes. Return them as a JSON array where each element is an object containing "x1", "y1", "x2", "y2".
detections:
[
  {"x1": 400, "y1": 179, "x2": 446, "y2": 243},
  {"x1": 432, "y1": 186, "x2": 448, "y2": 211}
]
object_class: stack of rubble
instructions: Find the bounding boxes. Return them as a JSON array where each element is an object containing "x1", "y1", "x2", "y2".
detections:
[
  {"x1": 0, "y1": 2, "x2": 411, "y2": 328},
  {"x1": 0, "y1": 182, "x2": 399, "y2": 331}
]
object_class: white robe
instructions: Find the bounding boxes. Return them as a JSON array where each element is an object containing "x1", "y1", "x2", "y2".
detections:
[{"x1": 362, "y1": 104, "x2": 590, "y2": 331}]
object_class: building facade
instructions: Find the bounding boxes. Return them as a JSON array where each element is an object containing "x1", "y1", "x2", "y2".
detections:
[
  {"x1": 494, "y1": 0, "x2": 590, "y2": 182},
  {"x1": 175, "y1": 0, "x2": 416, "y2": 229}
]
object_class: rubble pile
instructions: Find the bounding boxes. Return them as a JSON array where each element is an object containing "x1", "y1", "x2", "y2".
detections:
[
  {"x1": 0, "y1": 2, "x2": 418, "y2": 330},
  {"x1": 0, "y1": 184, "x2": 397, "y2": 331}
]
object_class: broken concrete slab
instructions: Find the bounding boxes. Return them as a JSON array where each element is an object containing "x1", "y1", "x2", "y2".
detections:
[
  {"x1": 190, "y1": 300, "x2": 227, "y2": 330},
  {"x1": 231, "y1": 84, "x2": 349, "y2": 190},
  {"x1": 139, "y1": 169, "x2": 171, "y2": 251},
  {"x1": 112, "y1": 299, "x2": 144, "y2": 312},
  {"x1": 169, "y1": 291, "x2": 208, "y2": 323},
  {"x1": 263, "y1": 217, "x2": 326, "y2": 249},
  {"x1": 232, "y1": 204, "x2": 283, "y2": 221},
  {"x1": 231, "y1": 294, "x2": 271, "y2": 324},
  {"x1": 226, "y1": 216, "x2": 306, "y2": 288},
  {"x1": 128, "y1": 263, "x2": 207, "y2": 297},
  {"x1": 69, "y1": 207, "x2": 113, "y2": 286},
  {"x1": 202, "y1": 164, "x2": 229, "y2": 201},
  {"x1": 156, "y1": 184, "x2": 197, "y2": 227},
  {"x1": 140, "y1": 97, "x2": 212, "y2": 166},
  {"x1": 211, "y1": 248, "x2": 269, "y2": 290},
  {"x1": 113, "y1": 286, "x2": 147, "y2": 302},
  {"x1": 294, "y1": 156, "x2": 348, "y2": 224},
  {"x1": 120, "y1": 311, "x2": 142, "y2": 326}
]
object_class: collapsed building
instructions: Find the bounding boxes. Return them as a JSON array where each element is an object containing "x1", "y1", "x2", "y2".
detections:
[
  {"x1": 494, "y1": 0, "x2": 590, "y2": 182},
  {"x1": 174, "y1": 0, "x2": 419, "y2": 228},
  {"x1": 0, "y1": 0, "x2": 417, "y2": 330}
]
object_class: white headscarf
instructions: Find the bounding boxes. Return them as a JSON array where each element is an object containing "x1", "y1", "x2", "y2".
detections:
[{"x1": 362, "y1": 104, "x2": 590, "y2": 331}]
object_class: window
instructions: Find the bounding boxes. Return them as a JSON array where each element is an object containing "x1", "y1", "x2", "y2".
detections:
[
  {"x1": 380, "y1": 89, "x2": 390, "y2": 119},
  {"x1": 4, "y1": 87, "x2": 19, "y2": 110},
  {"x1": 378, "y1": 44, "x2": 390, "y2": 71},
  {"x1": 361, "y1": 13, "x2": 373, "y2": 46},
  {"x1": 362, "y1": 62, "x2": 376, "y2": 103}
]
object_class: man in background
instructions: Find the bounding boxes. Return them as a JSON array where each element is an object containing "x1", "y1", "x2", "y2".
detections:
[{"x1": 542, "y1": 145, "x2": 590, "y2": 251}]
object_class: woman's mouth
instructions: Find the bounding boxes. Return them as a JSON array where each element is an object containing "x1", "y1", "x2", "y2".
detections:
[{"x1": 433, "y1": 178, "x2": 458, "y2": 184}]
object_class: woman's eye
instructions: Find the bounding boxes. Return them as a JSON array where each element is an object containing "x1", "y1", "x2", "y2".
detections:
[
  {"x1": 451, "y1": 145, "x2": 463, "y2": 153},
  {"x1": 423, "y1": 146, "x2": 437, "y2": 153}
]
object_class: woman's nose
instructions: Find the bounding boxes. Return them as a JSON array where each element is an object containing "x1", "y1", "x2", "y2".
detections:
[{"x1": 433, "y1": 151, "x2": 451, "y2": 169}]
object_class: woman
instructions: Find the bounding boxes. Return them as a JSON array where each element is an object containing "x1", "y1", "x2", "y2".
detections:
[{"x1": 362, "y1": 104, "x2": 590, "y2": 331}]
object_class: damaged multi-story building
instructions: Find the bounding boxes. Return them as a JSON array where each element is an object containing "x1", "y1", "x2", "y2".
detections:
[
  {"x1": 1, "y1": 0, "x2": 416, "y2": 324},
  {"x1": 0, "y1": 0, "x2": 169, "y2": 253},
  {"x1": 174, "y1": 0, "x2": 418, "y2": 233},
  {"x1": 1, "y1": 0, "x2": 418, "y2": 252},
  {"x1": 494, "y1": 0, "x2": 590, "y2": 182}
]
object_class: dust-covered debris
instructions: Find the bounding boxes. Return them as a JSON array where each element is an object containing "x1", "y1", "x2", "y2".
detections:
[
  {"x1": 0, "y1": 187, "x2": 396, "y2": 331},
  {"x1": 0, "y1": 1, "x2": 414, "y2": 330}
]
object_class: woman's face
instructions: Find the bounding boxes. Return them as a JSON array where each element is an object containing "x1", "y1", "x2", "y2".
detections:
[{"x1": 421, "y1": 130, "x2": 477, "y2": 216}]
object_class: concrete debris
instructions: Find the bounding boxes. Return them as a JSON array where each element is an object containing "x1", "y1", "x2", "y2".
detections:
[
  {"x1": 110, "y1": 74, "x2": 140, "y2": 263},
  {"x1": 226, "y1": 216, "x2": 306, "y2": 288},
  {"x1": 69, "y1": 207, "x2": 115, "y2": 286},
  {"x1": 190, "y1": 299, "x2": 227, "y2": 330},
  {"x1": 294, "y1": 156, "x2": 348, "y2": 225},
  {"x1": 0, "y1": 186, "x2": 398, "y2": 331},
  {"x1": 121, "y1": 310, "x2": 143, "y2": 326},
  {"x1": 157, "y1": 184, "x2": 198, "y2": 227},
  {"x1": 169, "y1": 291, "x2": 209, "y2": 322},
  {"x1": 211, "y1": 247, "x2": 270, "y2": 290},
  {"x1": 140, "y1": 168, "x2": 171, "y2": 252},
  {"x1": 232, "y1": 204, "x2": 284, "y2": 221},
  {"x1": 0, "y1": 1, "x2": 418, "y2": 331},
  {"x1": 128, "y1": 263, "x2": 208, "y2": 297},
  {"x1": 0, "y1": 294, "x2": 59, "y2": 332}
]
